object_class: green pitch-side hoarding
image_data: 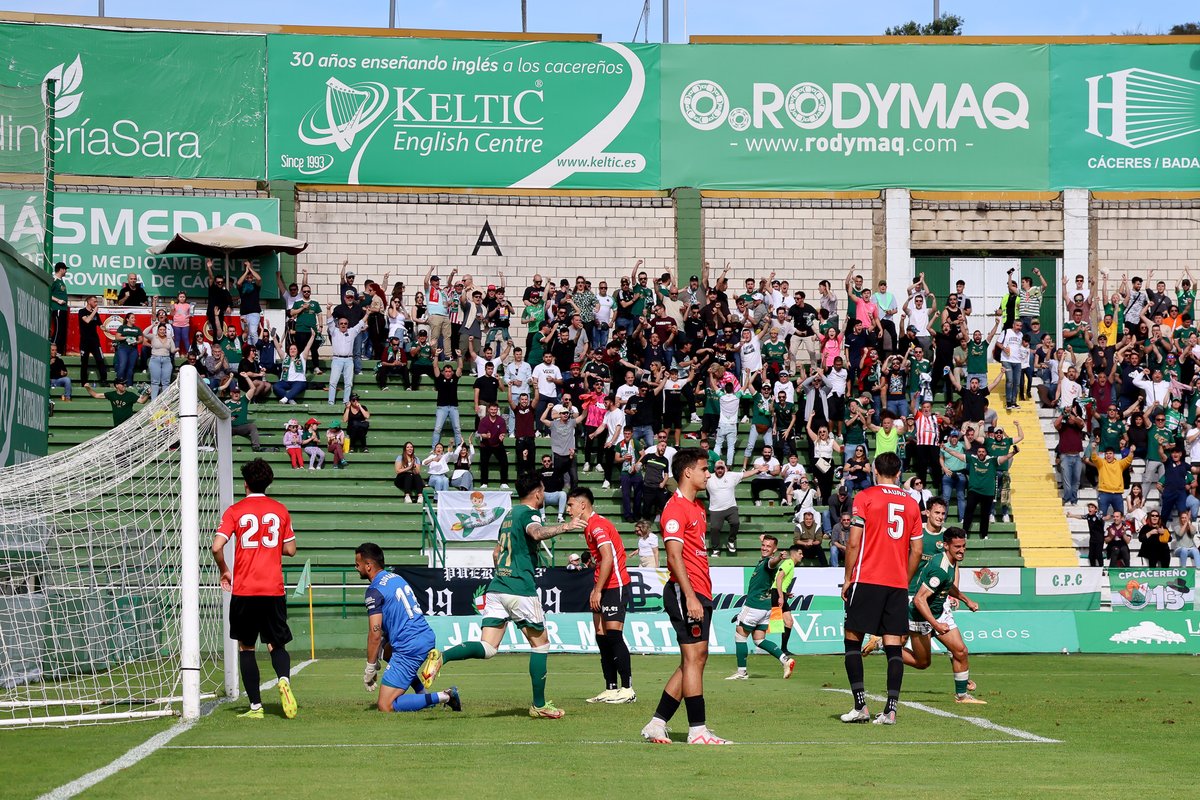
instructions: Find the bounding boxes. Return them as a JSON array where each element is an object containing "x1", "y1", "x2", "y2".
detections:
[
  {"x1": 0, "y1": 23, "x2": 265, "y2": 179},
  {"x1": 0, "y1": 239, "x2": 50, "y2": 465},
  {"x1": 0, "y1": 191, "x2": 281, "y2": 298},
  {"x1": 266, "y1": 35, "x2": 659, "y2": 189}
]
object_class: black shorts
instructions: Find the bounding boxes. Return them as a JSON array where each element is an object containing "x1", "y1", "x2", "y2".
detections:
[
  {"x1": 844, "y1": 582, "x2": 908, "y2": 637},
  {"x1": 664, "y1": 582, "x2": 713, "y2": 646},
  {"x1": 598, "y1": 585, "x2": 631, "y2": 623},
  {"x1": 229, "y1": 595, "x2": 293, "y2": 647}
]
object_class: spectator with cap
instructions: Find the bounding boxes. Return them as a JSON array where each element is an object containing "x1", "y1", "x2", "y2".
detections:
[
  {"x1": 225, "y1": 385, "x2": 263, "y2": 452},
  {"x1": 325, "y1": 312, "x2": 367, "y2": 406},
  {"x1": 289, "y1": 281, "x2": 324, "y2": 374},
  {"x1": 326, "y1": 421, "x2": 348, "y2": 470},
  {"x1": 423, "y1": 266, "x2": 455, "y2": 356},
  {"x1": 283, "y1": 418, "x2": 303, "y2": 469},
  {"x1": 705, "y1": 460, "x2": 760, "y2": 557},
  {"x1": 828, "y1": 510, "x2": 852, "y2": 568},
  {"x1": 376, "y1": 336, "x2": 410, "y2": 389},
  {"x1": 301, "y1": 418, "x2": 326, "y2": 471},
  {"x1": 332, "y1": 281, "x2": 367, "y2": 374}
]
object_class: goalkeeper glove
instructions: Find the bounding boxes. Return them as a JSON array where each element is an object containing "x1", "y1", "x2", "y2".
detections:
[{"x1": 364, "y1": 661, "x2": 380, "y2": 692}]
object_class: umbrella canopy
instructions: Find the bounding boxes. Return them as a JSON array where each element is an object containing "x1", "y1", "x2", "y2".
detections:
[{"x1": 147, "y1": 225, "x2": 307, "y2": 259}]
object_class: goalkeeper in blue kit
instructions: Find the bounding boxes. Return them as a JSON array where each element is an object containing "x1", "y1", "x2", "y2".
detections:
[{"x1": 354, "y1": 543, "x2": 461, "y2": 713}]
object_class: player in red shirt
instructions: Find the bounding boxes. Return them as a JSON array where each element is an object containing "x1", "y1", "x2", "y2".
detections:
[
  {"x1": 641, "y1": 448, "x2": 728, "y2": 746},
  {"x1": 211, "y1": 458, "x2": 299, "y2": 720},
  {"x1": 839, "y1": 451, "x2": 923, "y2": 726},
  {"x1": 567, "y1": 486, "x2": 635, "y2": 705}
]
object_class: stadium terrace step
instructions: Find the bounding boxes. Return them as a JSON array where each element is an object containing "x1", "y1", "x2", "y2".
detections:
[{"x1": 997, "y1": 365, "x2": 1077, "y2": 567}]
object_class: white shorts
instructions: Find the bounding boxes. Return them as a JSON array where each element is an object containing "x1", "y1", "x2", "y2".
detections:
[
  {"x1": 908, "y1": 607, "x2": 957, "y2": 637},
  {"x1": 480, "y1": 592, "x2": 545, "y2": 630},
  {"x1": 735, "y1": 606, "x2": 772, "y2": 631}
]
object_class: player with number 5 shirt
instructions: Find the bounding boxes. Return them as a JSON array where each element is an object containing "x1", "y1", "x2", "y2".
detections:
[
  {"x1": 839, "y1": 451, "x2": 923, "y2": 726},
  {"x1": 211, "y1": 458, "x2": 299, "y2": 720}
]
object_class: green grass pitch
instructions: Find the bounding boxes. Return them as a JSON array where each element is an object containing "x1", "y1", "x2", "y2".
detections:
[{"x1": 3, "y1": 653, "x2": 1195, "y2": 799}]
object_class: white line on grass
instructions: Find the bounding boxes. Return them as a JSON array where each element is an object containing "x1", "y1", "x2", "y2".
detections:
[
  {"x1": 38, "y1": 659, "x2": 318, "y2": 800},
  {"x1": 821, "y1": 688, "x2": 1061, "y2": 744},
  {"x1": 163, "y1": 738, "x2": 1044, "y2": 750}
]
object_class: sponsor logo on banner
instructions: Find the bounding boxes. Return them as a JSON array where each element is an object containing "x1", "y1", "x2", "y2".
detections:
[
  {"x1": 1085, "y1": 68, "x2": 1200, "y2": 149},
  {"x1": 435, "y1": 490, "x2": 512, "y2": 541},
  {"x1": 1109, "y1": 568, "x2": 1195, "y2": 612},
  {"x1": 1109, "y1": 620, "x2": 1186, "y2": 645},
  {"x1": 959, "y1": 566, "x2": 1021, "y2": 595}
]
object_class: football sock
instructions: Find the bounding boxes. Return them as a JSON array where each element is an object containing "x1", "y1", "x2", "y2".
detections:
[
  {"x1": 844, "y1": 638, "x2": 866, "y2": 710},
  {"x1": 269, "y1": 646, "x2": 290, "y2": 680},
  {"x1": 954, "y1": 671, "x2": 970, "y2": 695},
  {"x1": 392, "y1": 692, "x2": 441, "y2": 712},
  {"x1": 884, "y1": 644, "x2": 904, "y2": 714},
  {"x1": 781, "y1": 624, "x2": 792, "y2": 652},
  {"x1": 683, "y1": 694, "x2": 705, "y2": 728},
  {"x1": 757, "y1": 639, "x2": 784, "y2": 660},
  {"x1": 653, "y1": 691, "x2": 681, "y2": 723},
  {"x1": 596, "y1": 633, "x2": 618, "y2": 690},
  {"x1": 734, "y1": 639, "x2": 749, "y2": 669},
  {"x1": 529, "y1": 650, "x2": 548, "y2": 707},
  {"x1": 443, "y1": 641, "x2": 487, "y2": 662},
  {"x1": 239, "y1": 650, "x2": 262, "y2": 707},
  {"x1": 610, "y1": 634, "x2": 632, "y2": 689}
]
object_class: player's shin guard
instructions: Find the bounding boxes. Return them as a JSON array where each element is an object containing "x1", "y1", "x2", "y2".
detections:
[
  {"x1": 734, "y1": 632, "x2": 749, "y2": 669},
  {"x1": 954, "y1": 671, "x2": 970, "y2": 695},
  {"x1": 239, "y1": 650, "x2": 262, "y2": 706},
  {"x1": 529, "y1": 645, "x2": 549, "y2": 707},
  {"x1": 269, "y1": 645, "x2": 291, "y2": 680},
  {"x1": 610, "y1": 634, "x2": 632, "y2": 689},
  {"x1": 443, "y1": 640, "x2": 495, "y2": 662},
  {"x1": 884, "y1": 644, "x2": 904, "y2": 715},
  {"x1": 392, "y1": 692, "x2": 441, "y2": 712},
  {"x1": 596, "y1": 633, "x2": 618, "y2": 690},
  {"x1": 653, "y1": 692, "x2": 681, "y2": 723},
  {"x1": 683, "y1": 695, "x2": 705, "y2": 729},
  {"x1": 844, "y1": 638, "x2": 866, "y2": 710},
  {"x1": 756, "y1": 638, "x2": 784, "y2": 660}
]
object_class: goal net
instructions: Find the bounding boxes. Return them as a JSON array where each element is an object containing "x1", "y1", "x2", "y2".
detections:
[{"x1": 0, "y1": 367, "x2": 233, "y2": 726}]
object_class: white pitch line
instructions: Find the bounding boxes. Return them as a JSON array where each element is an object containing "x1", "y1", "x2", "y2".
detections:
[
  {"x1": 163, "y1": 738, "x2": 1041, "y2": 751},
  {"x1": 821, "y1": 688, "x2": 1061, "y2": 744},
  {"x1": 39, "y1": 659, "x2": 318, "y2": 800}
]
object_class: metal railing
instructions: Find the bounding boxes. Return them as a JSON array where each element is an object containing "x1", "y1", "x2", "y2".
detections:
[{"x1": 421, "y1": 489, "x2": 447, "y2": 567}]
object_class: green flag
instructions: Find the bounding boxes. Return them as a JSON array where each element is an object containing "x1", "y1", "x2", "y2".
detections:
[{"x1": 291, "y1": 559, "x2": 311, "y2": 599}]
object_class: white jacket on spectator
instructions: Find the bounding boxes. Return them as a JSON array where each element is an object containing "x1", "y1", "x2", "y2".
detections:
[{"x1": 706, "y1": 471, "x2": 747, "y2": 512}]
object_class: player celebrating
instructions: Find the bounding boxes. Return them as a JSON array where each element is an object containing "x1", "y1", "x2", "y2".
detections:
[
  {"x1": 211, "y1": 458, "x2": 299, "y2": 719},
  {"x1": 568, "y1": 487, "x2": 636, "y2": 704},
  {"x1": 905, "y1": 528, "x2": 985, "y2": 703},
  {"x1": 839, "y1": 451, "x2": 923, "y2": 726},
  {"x1": 727, "y1": 535, "x2": 795, "y2": 681},
  {"x1": 354, "y1": 543, "x2": 462, "y2": 713},
  {"x1": 439, "y1": 474, "x2": 584, "y2": 719},
  {"x1": 641, "y1": 448, "x2": 728, "y2": 745}
]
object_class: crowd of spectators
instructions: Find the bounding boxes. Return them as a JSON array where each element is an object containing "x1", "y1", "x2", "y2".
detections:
[{"x1": 49, "y1": 251, "x2": 1200, "y2": 568}]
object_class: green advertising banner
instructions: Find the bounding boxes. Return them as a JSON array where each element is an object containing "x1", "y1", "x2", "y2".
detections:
[
  {"x1": 0, "y1": 191, "x2": 280, "y2": 298},
  {"x1": 659, "y1": 44, "x2": 1050, "y2": 190},
  {"x1": 1074, "y1": 612, "x2": 1200, "y2": 654},
  {"x1": 1050, "y1": 45, "x2": 1200, "y2": 190},
  {"x1": 0, "y1": 23, "x2": 265, "y2": 179},
  {"x1": 423, "y1": 610, "x2": 1079, "y2": 655},
  {"x1": 266, "y1": 35, "x2": 659, "y2": 188},
  {"x1": 0, "y1": 240, "x2": 50, "y2": 465},
  {"x1": 1109, "y1": 568, "x2": 1195, "y2": 612}
]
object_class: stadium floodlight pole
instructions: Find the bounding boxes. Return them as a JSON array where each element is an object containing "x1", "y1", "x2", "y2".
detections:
[
  {"x1": 934, "y1": 0, "x2": 939, "y2": 21},
  {"x1": 98, "y1": 0, "x2": 104, "y2": 17},
  {"x1": 663, "y1": 0, "x2": 669, "y2": 42},
  {"x1": 389, "y1": 0, "x2": 396, "y2": 28},
  {"x1": 521, "y1": 0, "x2": 527, "y2": 32},
  {"x1": 178, "y1": 365, "x2": 203, "y2": 721}
]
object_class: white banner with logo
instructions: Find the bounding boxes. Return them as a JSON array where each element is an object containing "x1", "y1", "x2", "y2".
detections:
[
  {"x1": 957, "y1": 566, "x2": 1022, "y2": 595},
  {"x1": 437, "y1": 491, "x2": 512, "y2": 542}
]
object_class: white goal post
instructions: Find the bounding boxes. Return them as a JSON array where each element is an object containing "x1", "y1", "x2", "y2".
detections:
[{"x1": 0, "y1": 365, "x2": 233, "y2": 726}]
